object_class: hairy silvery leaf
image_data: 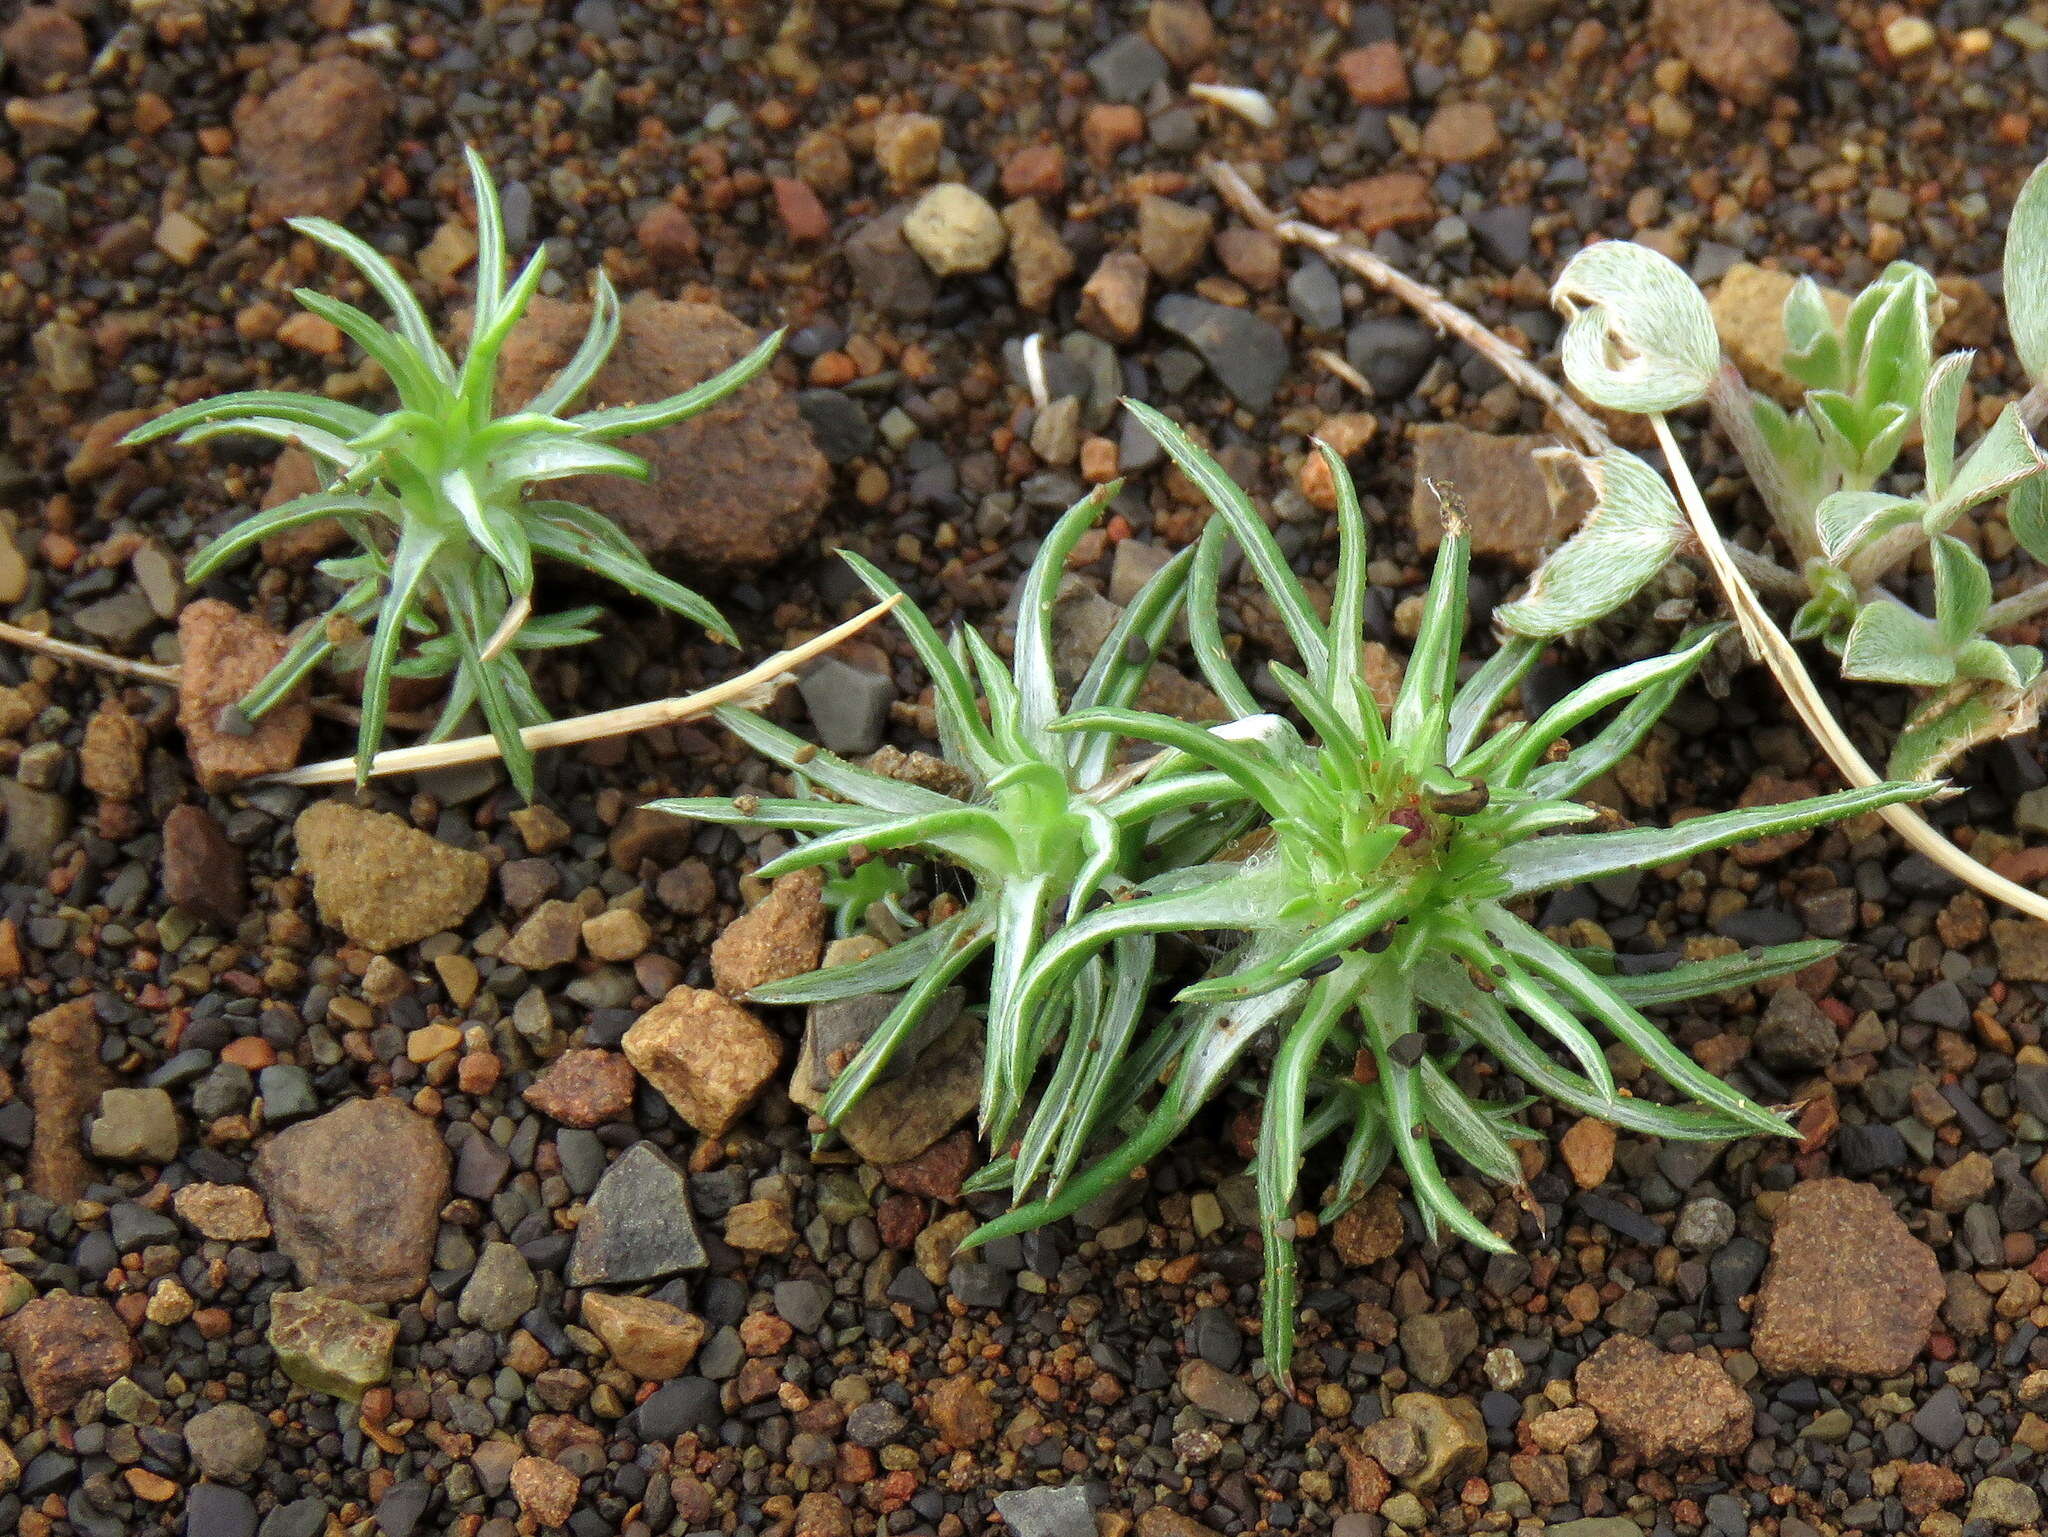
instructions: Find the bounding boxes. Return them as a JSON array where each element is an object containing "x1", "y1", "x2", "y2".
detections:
[
  {"x1": 1497, "y1": 449, "x2": 1684, "y2": 637},
  {"x1": 1781, "y1": 277, "x2": 1847, "y2": 394},
  {"x1": 2007, "y1": 158, "x2": 2048, "y2": 389},
  {"x1": 1846, "y1": 263, "x2": 1937, "y2": 419},
  {"x1": 1552, "y1": 241, "x2": 1720, "y2": 413},
  {"x1": 1954, "y1": 637, "x2": 2031, "y2": 690},
  {"x1": 1815, "y1": 491, "x2": 1919, "y2": 565},
  {"x1": 1919, "y1": 351, "x2": 1973, "y2": 502},
  {"x1": 1932, "y1": 535, "x2": 1993, "y2": 649},
  {"x1": 1840, "y1": 599, "x2": 1955, "y2": 688},
  {"x1": 1891, "y1": 680, "x2": 2043, "y2": 781},
  {"x1": 1924, "y1": 403, "x2": 2046, "y2": 532},
  {"x1": 2010, "y1": 475, "x2": 2048, "y2": 566}
]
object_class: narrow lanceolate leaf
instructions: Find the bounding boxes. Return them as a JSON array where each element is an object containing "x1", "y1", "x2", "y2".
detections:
[
  {"x1": 1124, "y1": 398, "x2": 1330, "y2": 678},
  {"x1": 1839, "y1": 599, "x2": 1955, "y2": 688},
  {"x1": 1595, "y1": 939, "x2": 1842, "y2": 1007},
  {"x1": 1551, "y1": 240, "x2": 1720, "y2": 412},
  {"x1": 286, "y1": 215, "x2": 454, "y2": 382},
  {"x1": 1494, "y1": 780, "x2": 1942, "y2": 896},
  {"x1": 1780, "y1": 276, "x2": 1846, "y2": 394},
  {"x1": 2011, "y1": 156, "x2": 2048, "y2": 388},
  {"x1": 1498, "y1": 449, "x2": 1686, "y2": 638},
  {"x1": 572, "y1": 327, "x2": 784, "y2": 437},
  {"x1": 1890, "y1": 681, "x2": 2045, "y2": 782}
]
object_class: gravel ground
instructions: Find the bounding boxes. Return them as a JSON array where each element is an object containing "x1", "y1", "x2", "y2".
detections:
[{"x1": 6, "y1": 2, "x2": 2048, "y2": 1536}]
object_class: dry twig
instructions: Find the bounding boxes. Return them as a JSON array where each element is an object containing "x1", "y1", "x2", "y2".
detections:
[
  {"x1": 269, "y1": 595, "x2": 901, "y2": 788},
  {"x1": 0, "y1": 618, "x2": 179, "y2": 685},
  {"x1": 1206, "y1": 159, "x2": 1614, "y2": 455}
]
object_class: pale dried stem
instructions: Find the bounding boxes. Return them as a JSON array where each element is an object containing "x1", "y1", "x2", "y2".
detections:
[
  {"x1": 0, "y1": 619, "x2": 179, "y2": 685},
  {"x1": 1650, "y1": 413, "x2": 2048, "y2": 923},
  {"x1": 1206, "y1": 160, "x2": 1615, "y2": 456},
  {"x1": 268, "y1": 595, "x2": 902, "y2": 788}
]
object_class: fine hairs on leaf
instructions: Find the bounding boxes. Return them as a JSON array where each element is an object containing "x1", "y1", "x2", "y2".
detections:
[
  {"x1": 1513, "y1": 163, "x2": 2048, "y2": 784},
  {"x1": 678, "y1": 397, "x2": 1937, "y2": 1384},
  {"x1": 125, "y1": 148, "x2": 782, "y2": 799}
]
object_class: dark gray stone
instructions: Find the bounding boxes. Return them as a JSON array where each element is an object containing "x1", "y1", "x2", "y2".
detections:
[
  {"x1": 798, "y1": 657, "x2": 895, "y2": 755},
  {"x1": 632, "y1": 1377, "x2": 722, "y2": 1440},
  {"x1": 186, "y1": 1484, "x2": 258, "y2": 1537},
  {"x1": 1085, "y1": 34, "x2": 1168, "y2": 101},
  {"x1": 845, "y1": 209, "x2": 936, "y2": 319},
  {"x1": 566, "y1": 1142, "x2": 706, "y2": 1286},
  {"x1": 1286, "y1": 258, "x2": 1344, "y2": 331},
  {"x1": 796, "y1": 390, "x2": 875, "y2": 463},
  {"x1": 1153, "y1": 296, "x2": 1289, "y2": 412},
  {"x1": 1756, "y1": 988, "x2": 1837, "y2": 1071},
  {"x1": 774, "y1": 1278, "x2": 832, "y2": 1334},
  {"x1": 256, "y1": 1498, "x2": 328, "y2": 1537},
  {"x1": 1912, "y1": 1385, "x2": 1966, "y2": 1450},
  {"x1": 1345, "y1": 316, "x2": 1438, "y2": 398}
]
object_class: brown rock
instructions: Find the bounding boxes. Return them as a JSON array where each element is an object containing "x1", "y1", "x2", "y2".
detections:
[
  {"x1": 24, "y1": 997, "x2": 107, "y2": 1202},
  {"x1": 1559, "y1": 1116, "x2": 1616, "y2": 1189},
  {"x1": 1337, "y1": 42, "x2": 1409, "y2": 106},
  {"x1": 524, "y1": 1050, "x2": 636, "y2": 1128},
  {"x1": 510, "y1": 1456, "x2": 579, "y2": 1528},
  {"x1": 253, "y1": 1096, "x2": 450, "y2": 1303},
  {"x1": 1727, "y1": 773, "x2": 1823, "y2": 866},
  {"x1": 795, "y1": 1492, "x2": 853, "y2": 1537},
  {"x1": 1409, "y1": 425, "x2": 1594, "y2": 569},
  {"x1": 1003, "y1": 199, "x2": 1076, "y2": 313},
  {"x1": 872, "y1": 112, "x2": 943, "y2": 193},
  {"x1": 1, "y1": 1294, "x2": 135, "y2": 1417},
  {"x1": 1136, "y1": 1509, "x2": 1210, "y2": 1537},
  {"x1": 494, "y1": 296, "x2": 825, "y2": 569},
  {"x1": 161, "y1": 804, "x2": 246, "y2": 929},
  {"x1": 1900, "y1": 1462, "x2": 1966, "y2": 1516},
  {"x1": 500, "y1": 898, "x2": 583, "y2": 970},
  {"x1": 1330, "y1": 1184, "x2": 1404, "y2": 1267},
  {"x1": 172, "y1": 1183, "x2": 271, "y2": 1242},
  {"x1": 1308, "y1": 172, "x2": 1435, "y2": 236},
  {"x1": 1146, "y1": 0, "x2": 1216, "y2": 69},
  {"x1": 2, "y1": 8, "x2": 89, "y2": 87},
  {"x1": 257, "y1": 448, "x2": 347, "y2": 565},
  {"x1": 1081, "y1": 102, "x2": 1145, "y2": 164},
  {"x1": 622, "y1": 987, "x2": 783, "y2": 1137},
  {"x1": 1079, "y1": 251, "x2": 1151, "y2": 343},
  {"x1": 1420, "y1": 102, "x2": 1502, "y2": 162},
  {"x1": 579, "y1": 1292, "x2": 706, "y2": 1379},
  {"x1": 1340, "y1": 1440, "x2": 1392, "y2": 1512},
  {"x1": 712, "y1": 868, "x2": 826, "y2": 997},
  {"x1": 881, "y1": 1129, "x2": 975, "y2": 1202},
  {"x1": 1650, "y1": 0, "x2": 1798, "y2": 106},
  {"x1": 1216, "y1": 228, "x2": 1284, "y2": 291},
  {"x1": 176, "y1": 601, "x2": 313, "y2": 790},
  {"x1": 1995, "y1": 918, "x2": 2048, "y2": 983},
  {"x1": 237, "y1": 57, "x2": 391, "y2": 222},
  {"x1": 80, "y1": 706, "x2": 146, "y2": 801},
  {"x1": 771, "y1": 177, "x2": 830, "y2": 243},
  {"x1": 725, "y1": 1198, "x2": 798, "y2": 1254},
  {"x1": 1000, "y1": 144, "x2": 1067, "y2": 201},
  {"x1": 1136, "y1": 195, "x2": 1214, "y2": 284},
  {"x1": 631, "y1": 202, "x2": 701, "y2": 270},
  {"x1": 1751, "y1": 1178, "x2": 1942, "y2": 1377},
  {"x1": 1575, "y1": 1335, "x2": 1753, "y2": 1462},
  {"x1": 294, "y1": 800, "x2": 488, "y2": 952},
  {"x1": 928, "y1": 1372, "x2": 997, "y2": 1447}
]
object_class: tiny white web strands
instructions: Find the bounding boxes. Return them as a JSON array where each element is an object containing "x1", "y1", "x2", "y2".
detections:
[{"x1": 267, "y1": 594, "x2": 901, "y2": 787}]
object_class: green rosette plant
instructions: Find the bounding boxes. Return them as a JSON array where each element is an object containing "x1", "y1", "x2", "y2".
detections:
[
  {"x1": 653, "y1": 483, "x2": 1246, "y2": 1187},
  {"x1": 1503, "y1": 154, "x2": 2048, "y2": 779},
  {"x1": 961, "y1": 402, "x2": 1939, "y2": 1379},
  {"x1": 125, "y1": 149, "x2": 779, "y2": 798}
]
